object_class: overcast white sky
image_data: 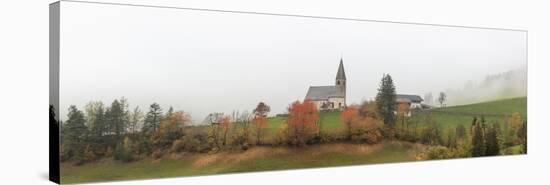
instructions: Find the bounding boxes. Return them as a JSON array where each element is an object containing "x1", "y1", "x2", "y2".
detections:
[{"x1": 59, "y1": 2, "x2": 527, "y2": 122}]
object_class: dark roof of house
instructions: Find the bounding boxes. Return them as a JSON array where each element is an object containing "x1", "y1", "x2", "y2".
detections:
[
  {"x1": 305, "y1": 86, "x2": 345, "y2": 101},
  {"x1": 396, "y1": 94, "x2": 423, "y2": 102},
  {"x1": 335, "y1": 58, "x2": 346, "y2": 80}
]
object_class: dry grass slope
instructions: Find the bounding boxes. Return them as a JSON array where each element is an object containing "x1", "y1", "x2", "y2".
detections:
[{"x1": 61, "y1": 141, "x2": 422, "y2": 183}]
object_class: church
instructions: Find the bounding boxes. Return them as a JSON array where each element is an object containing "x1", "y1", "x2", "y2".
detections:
[{"x1": 304, "y1": 59, "x2": 347, "y2": 111}]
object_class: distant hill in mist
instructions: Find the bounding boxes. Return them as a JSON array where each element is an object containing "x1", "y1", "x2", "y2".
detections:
[{"x1": 443, "y1": 67, "x2": 527, "y2": 106}]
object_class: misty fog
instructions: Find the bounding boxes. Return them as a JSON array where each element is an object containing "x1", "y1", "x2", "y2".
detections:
[
  {"x1": 440, "y1": 67, "x2": 527, "y2": 106},
  {"x1": 58, "y1": 2, "x2": 527, "y2": 123}
]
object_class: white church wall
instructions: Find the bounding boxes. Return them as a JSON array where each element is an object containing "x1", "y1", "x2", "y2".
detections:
[{"x1": 328, "y1": 97, "x2": 345, "y2": 109}]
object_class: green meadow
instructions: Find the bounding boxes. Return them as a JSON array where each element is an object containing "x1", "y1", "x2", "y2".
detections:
[
  {"x1": 268, "y1": 97, "x2": 527, "y2": 137},
  {"x1": 411, "y1": 97, "x2": 527, "y2": 136}
]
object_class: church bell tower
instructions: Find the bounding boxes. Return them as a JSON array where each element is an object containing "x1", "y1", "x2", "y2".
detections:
[{"x1": 335, "y1": 58, "x2": 346, "y2": 106}]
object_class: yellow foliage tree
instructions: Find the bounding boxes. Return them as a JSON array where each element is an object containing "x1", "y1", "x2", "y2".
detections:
[{"x1": 509, "y1": 112, "x2": 522, "y2": 132}]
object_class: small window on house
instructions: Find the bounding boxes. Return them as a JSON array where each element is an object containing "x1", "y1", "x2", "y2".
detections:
[
  {"x1": 339, "y1": 103, "x2": 342, "y2": 108},
  {"x1": 337, "y1": 81, "x2": 340, "y2": 85}
]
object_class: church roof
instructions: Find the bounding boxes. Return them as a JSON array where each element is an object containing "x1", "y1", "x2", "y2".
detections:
[
  {"x1": 335, "y1": 58, "x2": 346, "y2": 80},
  {"x1": 305, "y1": 86, "x2": 345, "y2": 101}
]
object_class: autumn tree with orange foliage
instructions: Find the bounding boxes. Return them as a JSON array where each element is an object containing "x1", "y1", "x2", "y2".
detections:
[
  {"x1": 164, "y1": 111, "x2": 189, "y2": 137},
  {"x1": 252, "y1": 116, "x2": 267, "y2": 145},
  {"x1": 154, "y1": 111, "x2": 190, "y2": 149},
  {"x1": 341, "y1": 106, "x2": 360, "y2": 140},
  {"x1": 508, "y1": 112, "x2": 523, "y2": 144},
  {"x1": 359, "y1": 116, "x2": 383, "y2": 144},
  {"x1": 341, "y1": 104, "x2": 383, "y2": 143},
  {"x1": 287, "y1": 100, "x2": 320, "y2": 146},
  {"x1": 509, "y1": 112, "x2": 522, "y2": 132},
  {"x1": 220, "y1": 115, "x2": 232, "y2": 146}
]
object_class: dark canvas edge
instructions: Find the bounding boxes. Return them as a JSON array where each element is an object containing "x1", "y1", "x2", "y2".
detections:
[{"x1": 49, "y1": 1, "x2": 61, "y2": 184}]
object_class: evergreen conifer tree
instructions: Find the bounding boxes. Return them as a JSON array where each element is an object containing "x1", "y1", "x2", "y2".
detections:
[{"x1": 375, "y1": 74, "x2": 397, "y2": 126}]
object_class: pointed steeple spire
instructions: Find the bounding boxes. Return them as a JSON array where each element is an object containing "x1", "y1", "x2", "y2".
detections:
[{"x1": 335, "y1": 58, "x2": 346, "y2": 80}]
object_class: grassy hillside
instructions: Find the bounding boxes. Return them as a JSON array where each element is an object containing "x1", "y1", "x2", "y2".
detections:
[
  {"x1": 61, "y1": 141, "x2": 422, "y2": 184},
  {"x1": 434, "y1": 97, "x2": 527, "y2": 116},
  {"x1": 267, "y1": 97, "x2": 527, "y2": 138},
  {"x1": 410, "y1": 97, "x2": 527, "y2": 135}
]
